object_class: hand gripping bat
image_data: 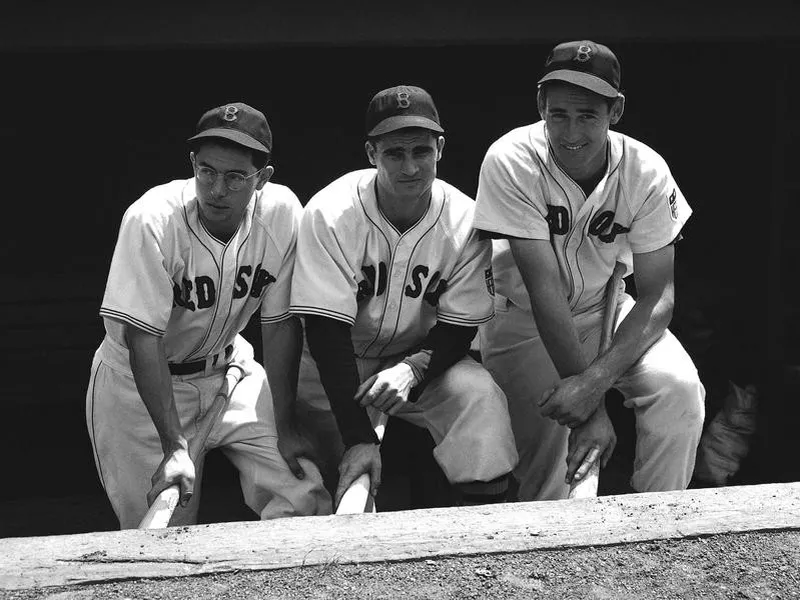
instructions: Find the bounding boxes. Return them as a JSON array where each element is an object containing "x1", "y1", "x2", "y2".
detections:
[
  {"x1": 568, "y1": 261, "x2": 626, "y2": 499},
  {"x1": 335, "y1": 411, "x2": 389, "y2": 515},
  {"x1": 138, "y1": 366, "x2": 243, "y2": 529}
]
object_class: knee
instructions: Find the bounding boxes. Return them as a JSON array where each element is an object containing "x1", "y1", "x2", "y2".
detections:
[{"x1": 638, "y1": 368, "x2": 706, "y2": 438}]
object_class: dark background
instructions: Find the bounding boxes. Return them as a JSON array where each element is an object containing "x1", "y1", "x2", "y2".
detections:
[{"x1": 1, "y1": 1, "x2": 798, "y2": 536}]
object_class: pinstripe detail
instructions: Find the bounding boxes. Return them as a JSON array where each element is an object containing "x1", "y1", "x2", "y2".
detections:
[
  {"x1": 260, "y1": 311, "x2": 291, "y2": 324},
  {"x1": 289, "y1": 305, "x2": 355, "y2": 325},
  {"x1": 99, "y1": 308, "x2": 165, "y2": 336},
  {"x1": 182, "y1": 203, "x2": 222, "y2": 360},
  {"x1": 437, "y1": 311, "x2": 495, "y2": 326},
  {"x1": 87, "y1": 363, "x2": 108, "y2": 492},
  {"x1": 358, "y1": 179, "x2": 394, "y2": 356}
]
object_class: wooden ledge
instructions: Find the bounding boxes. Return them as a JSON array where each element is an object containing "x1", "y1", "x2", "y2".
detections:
[{"x1": 2, "y1": 482, "x2": 799, "y2": 590}]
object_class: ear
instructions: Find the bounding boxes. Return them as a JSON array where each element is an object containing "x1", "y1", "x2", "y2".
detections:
[
  {"x1": 255, "y1": 165, "x2": 275, "y2": 190},
  {"x1": 610, "y1": 94, "x2": 625, "y2": 125},
  {"x1": 189, "y1": 152, "x2": 196, "y2": 167},
  {"x1": 365, "y1": 140, "x2": 377, "y2": 166},
  {"x1": 536, "y1": 88, "x2": 547, "y2": 120},
  {"x1": 435, "y1": 136, "x2": 445, "y2": 161}
]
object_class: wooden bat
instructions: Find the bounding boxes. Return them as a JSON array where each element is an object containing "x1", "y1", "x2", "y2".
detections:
[
  {"x1": 335, "y1": 411, "x2": 389, "y2": 515},
  {"x1": 568, "y1": 261, "x2": 626, "y2": 499},
  {"x1": 138, "y1": 367, "x2": 242, "y2": 529}
]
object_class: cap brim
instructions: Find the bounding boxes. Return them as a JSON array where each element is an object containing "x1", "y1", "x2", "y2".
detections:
[
  {"x1": 538, "y1": 70, "x2": 620, "y2": 98},
  {"x1": 187, "y1": 128, "x2": 270, "y2": 153},
  {"x1": 368, "y1": 115, "x2": 444, "y2": 137}
]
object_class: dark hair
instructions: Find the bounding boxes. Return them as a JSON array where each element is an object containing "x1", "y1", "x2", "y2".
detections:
[
  {"x1": 538, "y1": 80, "x2": 619, "y2": 112},
  {"x1": 188, "y1": 137, "x2": 270, "y2": 169}
]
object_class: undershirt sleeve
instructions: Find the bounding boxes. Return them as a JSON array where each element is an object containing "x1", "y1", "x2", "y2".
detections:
[
  {"x1": 304, "y1": 315, "x2": 380, "y2": 449},
  {"x1": 402, "y1": 322, "x2": 477, "y2": 399}
]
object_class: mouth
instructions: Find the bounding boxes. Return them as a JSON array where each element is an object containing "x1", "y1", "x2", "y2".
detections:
[{"x1": 561, "y1": 142, "x2": 587, "y2": 152}]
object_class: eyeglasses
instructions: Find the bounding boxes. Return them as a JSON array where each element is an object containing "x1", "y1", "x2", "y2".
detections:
[{"x1": 193, "y1": 164, "x2": 264, "y2": 192}]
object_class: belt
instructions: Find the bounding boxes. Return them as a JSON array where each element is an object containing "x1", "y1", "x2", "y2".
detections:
[{"x1": 168, "y1": 345, "x2": 234, "y2": 376}]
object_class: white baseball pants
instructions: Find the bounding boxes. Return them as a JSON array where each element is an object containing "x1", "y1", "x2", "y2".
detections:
[
  {"x1": 296, "y1": 342, "x2": 519, "y2": 493},
  {"x1": 480, "y1": 293, "x2": 706, "y2": 501},
  {"x1": 86, "y1": 334, "x2": 331, "y2": 529}
]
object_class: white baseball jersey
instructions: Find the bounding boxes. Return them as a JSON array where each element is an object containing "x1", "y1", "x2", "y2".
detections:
[
  {"x1": 474, "y1": 121, "x2": 692, "y2": 316},
  {"x1": 290, "y1": 169, "x2": 494, "y2": 359},
  {"x1": 100, "y1": 178, "x2": 301, "y2": 362}
]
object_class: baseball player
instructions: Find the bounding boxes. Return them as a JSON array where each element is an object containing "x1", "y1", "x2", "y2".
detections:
[
  {"x1": 85, "y1": 102, "x2": 331, "y2": 529},
  {"x1": 474, "y1": 41, "x2": 706, "y2": 501},
  {"x1": 287, "y1": 85, "x2": 518, "y2": 508}
]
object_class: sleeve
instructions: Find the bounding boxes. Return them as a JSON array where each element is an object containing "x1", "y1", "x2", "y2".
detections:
[
  {"x1": 436, "y1": 228, "x2": 495, "y2": 326},
  {"x1": 474, "y1": 140, "x2": 551, "y2": 240},
  {"x1": 260, "y1": 195, "x2": 301, "y2": 324},
  {"x1": 99, "y1": 205, "x2": 174, "y2": 336},
  {"x1": 305, "y1": 316, "x2": 380, "y2": 448},
  {"x1": 627, "y1": 165, "x2": 692, "y2": 254},
  {"x1": 401, "y1": 322, "x2": 477, "y2": 396},
  {"x1": 290, "y1": 203, "x2": 360, "y2": 325}
]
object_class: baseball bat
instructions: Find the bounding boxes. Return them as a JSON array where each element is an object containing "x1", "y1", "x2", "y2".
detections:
[
  {"x1": 138, "y1": 367, "x2": 241, "y2": 529},
  {"x1": 568, "y1": 261, "x2": 626, "y2": 499},
  {"x1": 335, "y1": 410, "x2": 389, "y2": 515}
]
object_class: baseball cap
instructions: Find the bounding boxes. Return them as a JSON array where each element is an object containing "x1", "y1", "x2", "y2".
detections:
[
  {"x1": 365, "y1": 85, "x2": 444, "y2": 137},
  {"x1": 187, "y1": 102, "x2": 272, "y2": 153},
  {"x1": 538, "y1": 41, "x2": 622, "y2": 98}
]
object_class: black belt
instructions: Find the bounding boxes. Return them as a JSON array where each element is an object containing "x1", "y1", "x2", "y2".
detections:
[{"x1": 168, "y1": 345, "x2": 233, "y2": 376}]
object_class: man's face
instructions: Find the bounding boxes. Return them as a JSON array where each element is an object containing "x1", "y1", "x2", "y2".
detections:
[
  {"x1": 191, "y1": 141, "x2": 271, "y2": 237},
  {"x1": 538, "y1": 82, "x2": 623, "y2": 182},
  {"x1": 366, "y1": 128, "x2": 444, "y2": 203}
]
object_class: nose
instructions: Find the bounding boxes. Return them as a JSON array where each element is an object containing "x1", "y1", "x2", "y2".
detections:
[
  {"x1": 563, "y1": 118, "x2": 582, "y2": 142},
  {"x1": 211, "y1": 175, "x2": 227, "y2": 198},
  {"x1": 401, "y1": 155, "x2": 419, "y2": 176}
]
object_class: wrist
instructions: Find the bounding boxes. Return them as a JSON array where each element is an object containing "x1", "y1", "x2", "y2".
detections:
[
  {"x1": 162, "y1": 435, "x2": 189, "y2": 455},
  {"x1": 399, "y1": 359, "x2": 422, "y2": 386}
]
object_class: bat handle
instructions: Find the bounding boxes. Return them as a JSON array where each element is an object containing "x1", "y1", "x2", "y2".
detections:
[
  {"x1": 335, "y1": 473, "x2": 375, "y2": 515},
  {"x1": 138, "y1": 485, "x2": 180, "y2": 529},
  {"x1": 567, "y1": 462, "x2": 600, "y2": 499},
  {"x1": 138, "y1": 366, "x2": 240, "y2": 529}
]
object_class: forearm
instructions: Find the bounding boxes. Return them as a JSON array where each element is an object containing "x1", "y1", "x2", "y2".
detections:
[
  {"x1": 261, "y1": 316, "x2": 303, "y2": 434},
  {"x1": 510, "y1": 239, "x2": 588, "y2": 378},
  {"x1": 304, "y1": 316, "x2": 379, "y2": 448},
  {"x1": 402, "y1": 322, "x2": 476, "y2": 394},
  {"x1": 125, "y1": 325, "x2": 186, "y2": 455},
  {"x1": 587, "y1": 291, "x2": 673, "y2": 390},
  {"x1": 530, "y1": 283, "x2": 589, "y2": 378}
]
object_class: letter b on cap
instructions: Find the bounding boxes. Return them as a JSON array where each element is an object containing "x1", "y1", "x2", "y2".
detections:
[{"x1": 396, "y1": 91, "x2": 411, "y2": 108}]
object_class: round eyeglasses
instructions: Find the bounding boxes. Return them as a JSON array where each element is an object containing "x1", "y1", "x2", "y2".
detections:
[{"x1": 194, "y1": 164, "x2": 264, "y2": 192}]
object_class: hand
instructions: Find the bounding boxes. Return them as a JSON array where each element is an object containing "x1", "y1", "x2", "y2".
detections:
[
  {"x1": 539, "y1": 372, "x2": 608, "y2": 427},
  {"x1": 335, "y1": 442, "x2": 382, "y2": 508},
  {"x1": 147, "y1": 443, "x2": 195, "y2": 508},
  {"x1": 277, "y1": 426, "x2": 314, "y2": 480},
  {"x1": 565, "y1": 405, "x2": 617, "y2": 485},
  {"x1": 355, "y1": 363, "x2": 417, "y2": 416}
]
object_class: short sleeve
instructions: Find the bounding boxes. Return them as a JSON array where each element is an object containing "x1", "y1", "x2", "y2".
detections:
[
  {"x1": 628, "y1": 167, "x2": 692, "y2": 254},
  {"x1": 474, "y1": 138, "x2": 551, "y2": 240},
  {"x1": 437, "y1": 229, "x2": 494, "y2": 326},
  {"x1": 290, "y1": 205, "x2": 360, "y2": 325},
  {"x1": 260, "y1": 196, "x2": 302, "y2": 324},
  {"x1": 99, "y1": 206, "x2": 174, "y2": 336}
]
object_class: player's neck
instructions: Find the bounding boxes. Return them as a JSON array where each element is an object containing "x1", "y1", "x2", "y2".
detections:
[
  {"x1": 376, "y1": 188, "x2": 431, "y2": 233},
  {"x1": 199, "y1": 214, "x2": 236, "y2": 243}
]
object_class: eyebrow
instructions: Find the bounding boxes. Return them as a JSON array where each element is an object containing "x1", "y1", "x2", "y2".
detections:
[{"x1": 196, "y1": 159, "x2": 248, "y2": 175}]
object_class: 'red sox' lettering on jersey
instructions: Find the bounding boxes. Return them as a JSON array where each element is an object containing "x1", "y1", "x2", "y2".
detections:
[
  {"x1": 291, "y1": 169, "x2": 493, "y2": 359},
  {"x1": 474, "y1": 121, "x2": 690, "y2": 315},
  {"x1": 100, "y1": 178, "x2": 301, "y2": 363}
]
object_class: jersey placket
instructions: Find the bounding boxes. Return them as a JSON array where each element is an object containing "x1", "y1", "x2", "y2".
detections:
[{"x1": 375, "y1": 234, "x2": 414, "y2": 355}]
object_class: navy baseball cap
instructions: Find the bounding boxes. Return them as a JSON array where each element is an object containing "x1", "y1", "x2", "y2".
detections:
[
  {"x1": 365, "y1": 85, "x2": 444, "y2": 137},
  {"x1": 188, "y1": 102, "x2": 272, "y2": 153},
  {"x1": 538, "y1": 41, "x2": 622, "y2": 98}
]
